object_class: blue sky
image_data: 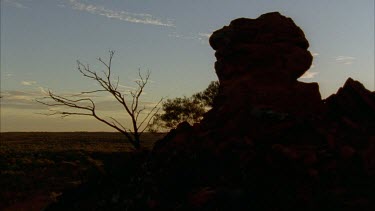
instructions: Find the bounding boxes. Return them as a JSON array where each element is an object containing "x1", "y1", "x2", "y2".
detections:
[{"x1": 1, "y1": 0, "x2": 374, "y2": 132}]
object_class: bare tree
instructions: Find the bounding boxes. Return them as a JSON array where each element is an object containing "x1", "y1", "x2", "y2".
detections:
[{"x1": 36, "y1": 51, "x2": 163, "y2": 150}]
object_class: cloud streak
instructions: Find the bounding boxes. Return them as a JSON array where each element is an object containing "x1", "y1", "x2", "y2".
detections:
[
  {"x1": 1, "y1": 88, "x2": 160, "y2": 112},
  {"x1": 21, "y1": 81, "x2": 37, "y2": 86},
  {"x1": 335, "y1": 56, "x2": 356, "y2": 65},
  {"x1": 198, "y1": 33, "x2": 211, "y2": 39},
  {"x1": 67, "y1": 0, "x2": 174, "y2": 27},
  {"x1": 4, "y1": 73, "x2": 14, "y2": 78},
  {"x1": 168, "y1": 32, "x2": 196, "y2": 40},
  {"x1": 3, "y1": 0, "x2": 27, "y2": 9},
  {"x1": 0, "y1": 90, "x2": 45, "y2": 110},
  {"x1": 168, "y1": 32, "x2": 212, "y2": 44},
  {"x1": 300, "y1": 71, "x2": 319, "y2": 79}
]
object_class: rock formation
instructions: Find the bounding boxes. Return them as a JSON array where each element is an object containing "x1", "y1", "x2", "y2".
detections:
[
  {"x1": 149, "y1": 12, "x2": 375, "y2": 210},
  {"x1": 46, "y1": 12, "x2": 375, "y2": 210},
  {"x1": 208, "y1": 12, "x2": 321, "y2": 118}
]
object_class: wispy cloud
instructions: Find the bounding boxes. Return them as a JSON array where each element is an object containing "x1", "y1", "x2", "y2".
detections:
[
  {"x1": 1, "y1": 88, "x2": 160, "y2": 112},
  {"x1": 301, "y1": 71, "x2": 319, "y2": 79},
  {"x1": 335, "y1": 56, "x2": 356, "y2": 65},
  {"x1": 0, "y1": 88, "x2": 66, "y2": 111},
  {"x1": 311, "y1": 52, "x2": 319, "y2": 57},
  {"x1": 67, "y1": 0, "x2": 174, "y2": 27},
  {"x1": 21, "y1": 81, "x2": 37, "y2": 86},
  {"x1": 116, "y1": 84, "x2": 136, "y2": 90},
  {"x1": 4, "y1": 73, "x2": 14, "y2": 78},
  {"x1": 0, "y1": 90, "x2": 43, "y2": 109},
  {"x1": 198, "y1": 33, "x2": 211, "y2": 39},
  {"x1": 3, "y1": 0, "x2": 27, "y2": 8},
  {"x1": 198, "y1": 33, "x2": 212, "y2": 43},
  {"x1": 168, "y1": 32, "x2": 196, "y2": 40},
  {"x1": 168, "y1": 32, "x2": 212, "y2": 44}
]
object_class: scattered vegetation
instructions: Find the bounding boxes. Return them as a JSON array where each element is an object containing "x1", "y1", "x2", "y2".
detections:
[{"x1": 149, "y1": 81, "x2": 219, "y2": 131}]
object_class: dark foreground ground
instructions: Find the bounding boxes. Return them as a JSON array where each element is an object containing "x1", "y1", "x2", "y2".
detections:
[{"x1": 0, "y1": 132, "x2": 165, "y2": 210}]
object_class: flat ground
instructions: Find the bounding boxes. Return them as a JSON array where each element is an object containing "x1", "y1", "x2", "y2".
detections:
[{"x1": 0, "y1": 132, "x2": 165, "y2": 210}]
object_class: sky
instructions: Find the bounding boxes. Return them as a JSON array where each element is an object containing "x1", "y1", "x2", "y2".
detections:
[{"x1": 1, "y1": 0, "x2": 374, "y2": 132}]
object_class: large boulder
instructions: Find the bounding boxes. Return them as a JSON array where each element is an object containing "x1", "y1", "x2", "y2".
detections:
[
  {"x1": 207, "y1": 12, "x2": 322, "y2": 119},
  {"x1": 210, "y1": 12, "x2": 312, "y2": 82}
]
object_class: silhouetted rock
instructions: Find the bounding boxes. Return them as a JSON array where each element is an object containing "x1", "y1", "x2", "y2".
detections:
[
  {"x1": 210, "y1": 12, "x2": 312, "y2": 82},
  {"x1": 207, "y1": 12, "x2": 322, "y2": 120},
  {"x1": 325, "y1": 78, "x2": 375, "y2": 132},
  {"x1": 46, "y1": 12, "x2": 375, "y2": 211},
  {"x1": 149, "y1": 12, "x2": 375, "y2": 210}
]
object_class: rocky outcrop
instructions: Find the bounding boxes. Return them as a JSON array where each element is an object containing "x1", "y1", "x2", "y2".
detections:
[
  {"x1": 208, "y1": 12, "x2": 321, "y2": 118},
  {"x1": 46, "y1": 12, "x2": 375, "y2": 210},
  {"x1": 210, "y1": 13, "x2": 312, "y2": 81},
  {"x1": 325, "y1": 78, "x2": 375, "y2": 132},
  {"x1": 149, "y1": 12, "x2": 375, "y2": 210}
]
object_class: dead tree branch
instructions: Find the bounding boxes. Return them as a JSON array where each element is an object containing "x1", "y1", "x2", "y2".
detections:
[{"x1": 36, "y1": 51, "x2": 163, "y2": 150}]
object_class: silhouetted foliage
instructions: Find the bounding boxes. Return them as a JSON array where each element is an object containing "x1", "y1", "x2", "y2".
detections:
[
  {"x1": 36, "y1": 51, "x2": 162, "y2": 150},
  {"x1": 192, "y1": 81, "x2": 220, "y2": 107},
  {"x1": 149, "y1": 81, "x2": 219, "y2": 132}
]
